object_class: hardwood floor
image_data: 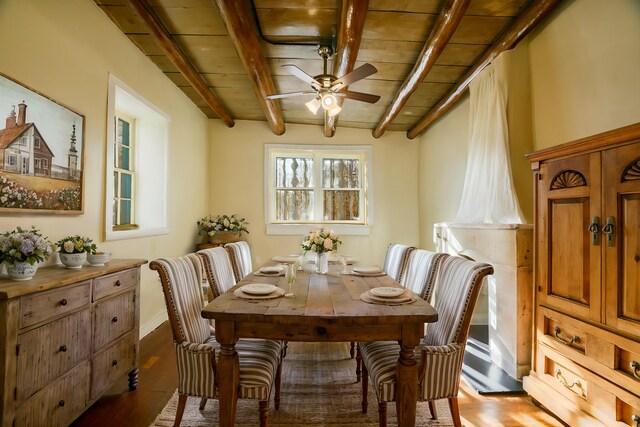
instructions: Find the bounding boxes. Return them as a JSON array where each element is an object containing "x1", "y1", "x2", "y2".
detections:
[{"x1": 72, "y1": 321, "x2": 564, "y2": 427}]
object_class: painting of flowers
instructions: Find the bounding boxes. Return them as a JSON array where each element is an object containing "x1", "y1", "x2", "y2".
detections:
[{"x1": 0, "y1": 73, "x2": 84, "y2": 213}]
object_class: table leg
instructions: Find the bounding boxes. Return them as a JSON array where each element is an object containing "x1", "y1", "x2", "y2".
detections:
[
  {"x1": 216, "y1": 320, "x2": 239, "y2": 427},
  {"x1": 395, "y1": 325, "x2": 421, "y2": 427}
]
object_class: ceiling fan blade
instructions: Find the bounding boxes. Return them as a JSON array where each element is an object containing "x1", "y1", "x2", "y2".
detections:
[
  {"x1": 266, "y1": 91, "x2": 316, "y2": 100},
  {"x1": 282, "y1": 64, "x2": 321, "y2": 89},
  {"x1": 331, "y1": 63, "x2": 378, "y2": 89},
  {"x1": 341, "y1": 90, "x2": 381, "y2": 104}
]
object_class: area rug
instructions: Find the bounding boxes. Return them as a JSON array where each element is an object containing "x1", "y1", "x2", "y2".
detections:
[{"x1": 151, "y1": 342, "x2": 453, "y2": 426}]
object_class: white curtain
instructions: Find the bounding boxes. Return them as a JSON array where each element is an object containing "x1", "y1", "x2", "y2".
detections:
[{"x1": 455, "y1": 52, "x2": 525, "y2": 224}]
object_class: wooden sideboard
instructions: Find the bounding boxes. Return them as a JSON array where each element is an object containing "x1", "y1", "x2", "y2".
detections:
[
  {"x1": 0, "y1": 259, "x2": 146, "y2": 427},
  {"x1": 524, "y1": 124, "x2": 640, "y2": 426}
]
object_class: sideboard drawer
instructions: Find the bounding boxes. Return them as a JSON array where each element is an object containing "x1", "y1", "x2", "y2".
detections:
[
  {"x1": 93, "y1": 290, "x2": 135, "y2": 350},
  {"x1": 16, "y1": 308, "x2": 91, "y2": 403},
  {"x1": 20, "y1": 281, "x2": 90, "y2": 328},
  {"x1": 91, "y1": 331, "x2": 136, "y2": 398},
  {"x1": 93, "y1": 269, "x2": 138, "y2": 301}
]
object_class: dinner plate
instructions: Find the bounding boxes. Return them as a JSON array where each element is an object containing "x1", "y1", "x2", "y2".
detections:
[
  {"x1": 370, "y1": 287, "x2": 404, "y2": 298},
  {"x1": 260, "y1": 266, "x2": 283, "y2": 274},
  {"x1": 241, "y1": 283, "x2": 278, "y2": 295},
  {"x1": 353, "y1": 266, "x2": 382, "y2": 274},
  {"x1": 272, "y1": 255, "x2": 299, "y2": 263}
]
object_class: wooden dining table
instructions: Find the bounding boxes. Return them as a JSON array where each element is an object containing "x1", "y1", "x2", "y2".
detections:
[{"x1": 201, "y1": 262, "x2": 438, "y2": 427}]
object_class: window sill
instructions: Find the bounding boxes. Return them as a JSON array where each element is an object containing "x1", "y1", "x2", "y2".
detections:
[
  {"x1": 266, "y1": 223, "x2": 371, "y2": 236},
  {"x1": 105, "y1": 226, "x2": 169, "y2": 241}
]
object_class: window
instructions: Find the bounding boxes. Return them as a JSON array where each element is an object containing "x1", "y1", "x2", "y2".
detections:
[
  {"x1": 8, "y1": 155, "x2": 16, "y2": 166},
  {"x1": 34, "y1": 137, "x2": 40, "y2": 148},
  {"x1": 265, "y1": 145, "x2": 372, "y2": 235},
  {"x1": 105, "y1": 75, "x2": 169, "y2": 241}
]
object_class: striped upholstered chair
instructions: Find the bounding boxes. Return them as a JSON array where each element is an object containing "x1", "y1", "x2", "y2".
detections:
[
  {"x1": 196, "y1": 246, "x2": 238, "y2": 301},
  {"x1": 355, "y1": 249, "x2": 447, "y2": 382},
  {"x1": 225, "y1": 241, "x2": 253, "y2": 282},
  {"x1": 382, "y1": 243, "x2": 415, "y2": 282},
  {"x1": 149, "y1": 254, "x2": 283, "y2": 427},
  {"x1": 359, "y1": 256, "x2": 494, "y2": 427}
]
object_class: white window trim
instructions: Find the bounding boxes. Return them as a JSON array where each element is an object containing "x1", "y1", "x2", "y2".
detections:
[
  {"x1": 105, "y1": 74, "x2": 170, "y2": 241},
  {"x1": 264, "y1": 144, "x2": 373, "y2": 235}
]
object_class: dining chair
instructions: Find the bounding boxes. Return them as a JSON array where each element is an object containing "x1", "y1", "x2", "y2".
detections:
[
  {"x1": 355, "y1": 249, "x2": 447, "y2": 382},
  {"x1": 382, "y1": 243, "x2": 416, "y2": 282},
  {"x1": 225, "y1": 240, "x2": 253, "y2": 282},
  {"x1": 359, "y1": 255, "x2": 494, "y2": 427},
  {"x1": 149, "y1": 254, "x2": 283, "y2": 427},
  {"x1": 196, "y1": 246, "x2": 238, "y2": 300}
]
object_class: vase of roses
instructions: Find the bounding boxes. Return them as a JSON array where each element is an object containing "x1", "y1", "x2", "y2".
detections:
[
  {"x1": 56, "y1": 235, "x2": 97, "y2": 269},
  {"x1": 197, "y1": 214, "x2": 249, "y2": 245},
  {"x1": 0, "y1": 226, "x2": 52, "y2": 281},
  {"x1": 301, "y1": 228, "x2": 341, "y2": 274}
]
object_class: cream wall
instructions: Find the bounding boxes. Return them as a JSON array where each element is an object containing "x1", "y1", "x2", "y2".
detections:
[
  {"x1": 0, "y1": 0, "x2": 210, "y2": 336},
  {"x1": 208, "y1": 120, "x2": 419, "y2": 267}
]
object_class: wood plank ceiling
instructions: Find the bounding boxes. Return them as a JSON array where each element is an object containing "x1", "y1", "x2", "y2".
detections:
[{"x1": 94, "y1": 0, "x2": 562, "y2": 138}]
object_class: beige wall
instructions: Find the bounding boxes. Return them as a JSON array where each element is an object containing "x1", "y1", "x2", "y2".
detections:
[
  {"x1": 0, "y1": 0, "x2": 210, "y2": 335},
  {"x1": 208, "y1": 120, "x2": 419, "y2": 267}
]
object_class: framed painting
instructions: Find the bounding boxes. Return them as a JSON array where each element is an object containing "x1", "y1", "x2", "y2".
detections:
[{"x1": 0, "y1": 73, "x2": 84, "y2": 214}]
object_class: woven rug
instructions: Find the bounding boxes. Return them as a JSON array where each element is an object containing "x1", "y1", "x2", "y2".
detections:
[{"x1": 150, "y1": 342, "x2": 453, "y2": 426}]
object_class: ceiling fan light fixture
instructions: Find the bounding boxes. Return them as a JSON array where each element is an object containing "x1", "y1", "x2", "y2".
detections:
[
  {"x1": 327, "y1": 104, "x2": 342, "y2": 117},
  {"x1": 305, "y1": 97, "x2": 322, "y2": 115},
  {"x1": 320, "y1": 92, "x2": 338, "y2": 109}
]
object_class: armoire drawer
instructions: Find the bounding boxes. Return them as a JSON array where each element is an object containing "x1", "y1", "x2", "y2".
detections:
[
  {"x1": 16, "y1": 308, "x2": 91, "y2": 403},
  {"x1": 15, "y1": 360, "x2": 90, "y2": 427},
  {"x1": 20, "y1": 281, "x2": 91, "y2": 328},
  {"x1": 93, "y1": 268, "x2": 138, "y2": 301},
  {"x1": 538, "y1": 306, "x2": 640, "y2": 396},
  {"x1": 93, "y1": 290, "x2": 135, "y2": 350},
  {"x1": 91, "y1": 331, "x2": 137, "y2": 398}
]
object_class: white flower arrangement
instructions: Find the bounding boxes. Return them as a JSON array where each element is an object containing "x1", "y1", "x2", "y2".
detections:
[
  {"x1": 197, "y1": 214, "x2": 249, "y2": 237},
  {"x1": 0, "y1": 226, "x2": 52, "y2": 265},
  {"x1": 56, "y1": 235, "x2": 97, "y2": 254},
  {"x1": 301, "y1": 228, "x2": 341, "y2": 253}
]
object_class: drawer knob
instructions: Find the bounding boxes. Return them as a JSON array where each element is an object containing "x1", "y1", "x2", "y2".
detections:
[
  {"x1": 554, "y1": 326, "x2": 580, "y2": 346},
  {"x1": 554, "y1": 368, "x2": 583, "y2": 395},
  {"x1": 60, "y1": 299, "x2": 68, "y2": 306},
  {"x1": 112, "y1": 316, "x2": 118, "y2": 323},
  {"x1": 59, "y1": 344, "x2": 67, "y2": 353},
  {"x1": 58, "y1": 400, "x2": 65, "y2": 407},
  {"x1": 630, "y1": 361, "x2": 640, "y2": 380},
  {"x1": 112, "y1": 359, "x2": 118, "y2": 366},
  {"x1": 115, "y1": 280, "x2": 122, "y2": 287}
]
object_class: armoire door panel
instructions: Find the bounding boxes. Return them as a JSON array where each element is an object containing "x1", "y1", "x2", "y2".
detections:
[{"x1": 604, "y1": 143, "x2": 640, "y2": 337}]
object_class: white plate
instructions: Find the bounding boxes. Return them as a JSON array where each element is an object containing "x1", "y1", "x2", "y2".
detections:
[
  {"x1": 272, "y1": 256, "x2": 299, "y2": 263},
  {"x1": 241, "y1": 283, "x2": 278, "y2": 295},
  {"x1": 353, "y1": 266, "x2": 382, "y2": 274},
  {"x1": 370, "y1": 287, "x2": 404, "y2": 298},
  {"x1": 260, "y1": 266, "x2": 283, "y2": 274}
]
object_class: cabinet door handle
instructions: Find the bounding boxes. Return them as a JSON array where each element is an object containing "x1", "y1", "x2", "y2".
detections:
[
  {"x1": 630, "y1": 361, "x2": 640, "y2": 380},
  {"x1": 554, "y1": 369, "x2": 583, "y2": 393},
  {"x1": 588, "y1": 216, "x2": 600, "y2": 245},
  {"x1": 112, "y1": 316, "x2": 118, "y2": 323},
  {"x1": 58, "y1": 400, "x2": 65, "y2": 407},
  {"x1": 554, "y1": 326, "x2": 580, "y2": 346},
  {"x1": 602, "y1": 216, "x2": 615, "y2": 247},
  {"x1": 112, "y1": 359, "x2": 118, "y2": 366},
  {"x1": 60, "y1": 299, "x2": 68, "y2": 306},
  {"x1": 59, "y1": 344, "x2": 67, "y2": 353}
]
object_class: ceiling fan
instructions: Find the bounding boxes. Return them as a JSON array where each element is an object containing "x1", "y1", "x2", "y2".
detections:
[{"x1": 266, "y1": 46, "x2": 380, "y2": 117}]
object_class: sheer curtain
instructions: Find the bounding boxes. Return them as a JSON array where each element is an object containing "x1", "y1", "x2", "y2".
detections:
[{"x1": 455, "y1": 52, "x2": 524, "y2": 224}]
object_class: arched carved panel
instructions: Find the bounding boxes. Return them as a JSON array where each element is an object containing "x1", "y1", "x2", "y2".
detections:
[
  {"x1": 621, "y1": 157, "x2": 640, "y2": 182},
  {"x1": 550, "y1": 170, "x2": 587, "y2": 190}
]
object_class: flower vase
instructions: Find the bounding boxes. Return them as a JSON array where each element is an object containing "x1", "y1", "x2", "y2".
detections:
[
  {"x1": 59, "y1": 252, "x2": 87, "y2": 269},
  {"x1": 6, "y1": 261, "x2": 38, "y2": 281},
  {"x1": 316, "y1": 252, "x2": 329, "y2": 274},
  {"x1": 208, "y1": 231, "x2": 240, "y2": 245}
]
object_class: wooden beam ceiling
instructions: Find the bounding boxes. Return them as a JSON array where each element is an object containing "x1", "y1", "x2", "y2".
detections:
[
  {"x1": 213, "y1": 0, "x2": 285, "y2": 135},
  {"x1": 407, "y1": 0, "x2": 564, "y2": 139},
  {"x1": 124, "y1": 0, "x2": 234, "y2": 127},
  {"x1": 372, "y1": 0, "x2": 470, "y2": 139},
  {"x1": 324, "y1": 0, "x2": 369, "y2": 138}
]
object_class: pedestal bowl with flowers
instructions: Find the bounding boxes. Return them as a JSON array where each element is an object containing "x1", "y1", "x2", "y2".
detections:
[
  {"x1": 197, "y1": 214, "x2": 249, "y2": 244},
  {"x1": 56, "y1": 235, "x2": 97, "y2": 268},
  {"x1": 301, "y1": 228, "x2": 341, "y2": 274},
  {"x1": 0, "y1": 226, "x2": 52, "y2": 281}
]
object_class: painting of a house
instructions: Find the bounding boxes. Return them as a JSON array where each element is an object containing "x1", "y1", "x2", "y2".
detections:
[{"x1": 0, "y1": 74, "x2": 84, "y2": 212}]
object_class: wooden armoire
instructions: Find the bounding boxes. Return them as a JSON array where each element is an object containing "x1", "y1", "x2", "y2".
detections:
[{"x1": 523, "y1": 123, "x2": 640, "y2": 426}]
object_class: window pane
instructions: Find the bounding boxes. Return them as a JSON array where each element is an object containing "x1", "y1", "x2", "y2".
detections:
[
  {"x1": 120, "y1": 173, "x2": 132, "y2": 198},
  {"x1": 113, "y1": 172, "x2": 120, "y2": 197},
  {"x1": 117, "y1": 146, "x2": 130, "y2": 170},
  {"x1": 322, "y1": 158, "x2": 360, "y2": 188},
  {"x1": 118, "y1": 118, "x2": 130, "y2": 147},
  {"x1": 276, "y1": 157, "x2": 313, "y2": 188},
  {"x1": 276, "y1": 189, "x2": 313, "y2": 221},
  {"x1": 119, "y1": 200, "x2": 132, "y2": 224},
  {"x1": 324, "y1": 190, "x2": 360, "y2": 221}
]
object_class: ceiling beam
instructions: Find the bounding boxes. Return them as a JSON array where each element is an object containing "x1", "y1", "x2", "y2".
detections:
[
  {"x1": 125, "y1": 0, "x2": 234, "y2": 127},
  {"x1": 407, "y1": 0, "x2": 564, "y2": 139},
  {"x1": 324, "y1": 0, "x2": 369, "y2": 138},
  {"x1": 372, "y1": 0, "x2": 470, "y2": 139},
  {"x1": 213, "y1": 0, "x2": 285, "y2": 135}
]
